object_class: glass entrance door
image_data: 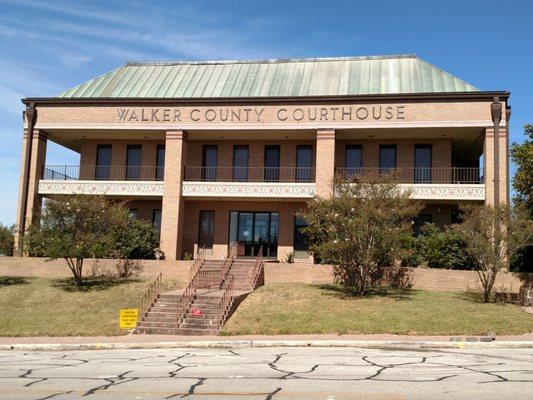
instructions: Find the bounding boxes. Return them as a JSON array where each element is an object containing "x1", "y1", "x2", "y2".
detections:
[{"x1": 229, "y1": 211, "x2": 279, "y2": 258}]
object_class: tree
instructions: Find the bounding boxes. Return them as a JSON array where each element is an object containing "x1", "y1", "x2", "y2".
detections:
[
  {"x1": 451, "y1": 204, "x2": 533, "y2": 302},
  {"x1": 510, "y1": 124, "x2": 533, "y2": 216},
  {"x1": 300, "y1": 173, "x2": 422, "y2": 295},
  {"x1": 24, "y1": 195, "x2": 130, "y2": 286},
  {"x1": 113, "y1": 218, "x2": 158, "y2": 277},
  {"x1": 0, "y1": 223, "x2": 14, "y2": 256},
  {"x1": 510, "y1": 124, "x2": 533, "y2": 272}
]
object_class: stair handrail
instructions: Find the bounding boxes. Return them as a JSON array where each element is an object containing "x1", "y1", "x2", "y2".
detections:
[
  {"x1": 219, "y1": 243, "x2": 237, "y2": 289},
  {"x1": 138, "y1": 272, "x2": 163, "y2": 320},
  {"x1": 189, "y1": 245, "x2": 206, "y2": 284},
  {"x1": 251, "y1": 245, "x2": 264, "y2": 290},
  {"x1": 176, "y1": 245, "x2": 206, "y2": 325},
  {"x1": 215, "y1": 274, "x2": 235, "y2": 329}
]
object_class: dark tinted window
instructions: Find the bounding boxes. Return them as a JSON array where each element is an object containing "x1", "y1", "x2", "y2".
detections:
[
  {"x1": 198, "y1": 211, "x2": 215, "y2": 250},
  {"x1": 202, "y1": 146, "x2": 218, "y2": 181},
  {"x1": 414, "y1": 144, "x2": 432, "y2": 182},
  {"x1": 152, "y1": 209, "x2": 162, "y2": 241},
  {"x1": 264, "y1": 146, "x2": 280, "y2": 181},
  {"x1": 296, "y1": 146, "x2": 313, "y2": 181},
  {"x1": 95, "y1": 145, "x2": 112, "y2": 180},
  {"x1": 345, "y1": 145, "x2": 362, "y2": 177},
  {"x1": 379, "y1": 145, "x2": 396, "y2": 170},
  {"x1": 156, "y1": 145, "x2": 165, "y2": 181},
  {"x1": 129, "y1": 209, "x2": 138, "y2": 220},
  {"x1": 233, "y1": 146, "x2": 249, "y2": 181},
  {"x1": 126, "y1": 145, "x2": 142, "y2": 180}
]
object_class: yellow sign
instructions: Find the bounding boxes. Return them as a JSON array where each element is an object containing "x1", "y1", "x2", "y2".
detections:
[{"x1": 119, "y1": 308, "x2": 138, "y2": 329}]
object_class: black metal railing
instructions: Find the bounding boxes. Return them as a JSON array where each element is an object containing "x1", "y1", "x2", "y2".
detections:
[
  {"x1": 42, "y1": 165, "x2": 484, "y2": 185},
  {"x1": 335, "y1": 167, "x2": 484, "y2": 184},
  {"x1": 42, "y1": 165, "x2": 164, "y2": 181},
  {"x1": 184, "y1": 166, "x2": 316, "y2": 183}
]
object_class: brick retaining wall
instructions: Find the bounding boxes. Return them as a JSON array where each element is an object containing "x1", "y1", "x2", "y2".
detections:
[{"x1": 0, "y1": 257, "x2": 527, "y2": 293}]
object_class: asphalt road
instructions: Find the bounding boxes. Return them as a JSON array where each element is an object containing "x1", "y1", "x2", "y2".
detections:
[{"x1": 0, "y1": 347, "x2": 531, "y2": 399}]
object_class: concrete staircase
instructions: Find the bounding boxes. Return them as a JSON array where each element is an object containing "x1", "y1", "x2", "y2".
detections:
[
  {"x1": 136, "y1": 292, "x2": 180, "y2": 334},
  {"x1": 174, "y1": 290, "x2": 224, "y2": 335},
  {"x1": 136, "y1": 255, "x2": 263, "y2": 335}
]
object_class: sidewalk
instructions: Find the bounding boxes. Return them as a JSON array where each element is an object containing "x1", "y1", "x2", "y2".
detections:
[{"x1": 1, "y1": 333, "x2": 533, "y2": 351}]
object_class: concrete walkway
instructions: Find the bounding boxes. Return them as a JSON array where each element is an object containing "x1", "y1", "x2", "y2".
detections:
[{"x1": 1, "y1": 333, "x2": 532, "y2": 351}]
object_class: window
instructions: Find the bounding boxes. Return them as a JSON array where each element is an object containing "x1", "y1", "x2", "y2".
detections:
[
  {"x1": 296, "y1": 145, "x2": 313, "y2": 181},
  {"x1": 95, "y1": 145, "x2": 112, "y2": 180},
  {"x1": 293, "y1": 215, "x2": 309, "y2": 258},
  {"x1": 414, "y1": 144, "x2": 432, "y2": 182},
  {"x1": 264, "y1": 145, "x2": 280, "y2": 181},
  {"x1": 379, "y1": 145, "x2": 396, "y2": 171},
  {"x1": 233, "y1": 145, "x2": 249, "y2": 181},
  {"x1": 198, "y1": 210, "x2": 215, "y2": 251},
  {"x1": 129, "y1": 209, "x2": 138, "y2": 220},
  {"x1": 202, "y1": 145, "x2": 217, "y2": 181},
  {"x1": 345, "y1": 145, "x2": 362, "y2": 177},
  {"x1": 156, "y1": 145, "x2": 165, "y2": 181},
  {"x1": 126, "y1": 145, "x2": 142, "y2": 180},
  {"x1": 152, "y1": 209, "x2": 162, "y2": 241},
  {"x1": 413, "y1": 213, "x2": 432, "y2": 236}
]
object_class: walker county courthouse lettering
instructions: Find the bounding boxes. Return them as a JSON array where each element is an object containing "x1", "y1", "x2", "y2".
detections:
[
  {"x1": 116, "y1": 105, "x2": 406, "y2": 123},
  {"x1": 16, "y1": 55, "x2": 510, "y2": 261}
]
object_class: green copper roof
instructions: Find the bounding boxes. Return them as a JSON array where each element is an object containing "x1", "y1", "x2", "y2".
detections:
[{"x1": 56, "y1": 55, "x2": 479, "y2": 99}]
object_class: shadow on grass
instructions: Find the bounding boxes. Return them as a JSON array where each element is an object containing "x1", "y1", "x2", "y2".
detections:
[
  {"x1": 315, "y1": 284, "x2": 415, "y2": 301},
  {"x1": 52, "y1": 276, "x2": 140, "y2": 292},
  {"x1": 0, "y1": 276, "x2": 31, "y2": 287}
]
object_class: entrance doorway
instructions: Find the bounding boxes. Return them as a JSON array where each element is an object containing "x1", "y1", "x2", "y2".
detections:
[{"x1": 229, "y1": 211, "x2": 279, "y2": 258}]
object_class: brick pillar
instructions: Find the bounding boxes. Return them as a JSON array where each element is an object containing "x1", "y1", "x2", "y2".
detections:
[
  {"x1": 484, "y1": 125, "x2": 508, "y2": 206},
  {"x1": 14, "y1": 128, "x2": 47, "y2": 253},
  {"x1": 315, "y1": 129, "x2": 335, "y2": 198},
  {"x1": 159, "y1": 131, "x2": 188, "y2": 260}
]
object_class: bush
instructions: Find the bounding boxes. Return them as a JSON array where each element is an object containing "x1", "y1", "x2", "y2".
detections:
[
  {"x1": 301, "y1": 173, "x2": 421, "y2": 295},
  {"x1": 0, "y1": 224, "x2": 14, "y2": 256},
  {"x1": 401, "y1": 223, "x2": 477, "y2": 270},
  {"x1": 112, "y1": 218, "x2": 158, "y2": 260}
]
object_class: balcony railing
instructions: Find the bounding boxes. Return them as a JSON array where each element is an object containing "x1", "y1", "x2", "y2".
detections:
[
  {"x1": 43, "y1": 165, "x2": 164, "y2": 181},
  {"x1": 42, "y1": 165, "x2": 484, "y2": 185},
  {"x1": 184, "y1": 166, "x2": 316, "y2": 182},
  {"x1": 335, "y1": 167, "x2": 484, "y2": 184}
]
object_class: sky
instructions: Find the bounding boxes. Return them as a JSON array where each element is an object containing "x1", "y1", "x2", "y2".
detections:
[{"x1": 0, "y1": 0, "x2": 532, "y2": 226}]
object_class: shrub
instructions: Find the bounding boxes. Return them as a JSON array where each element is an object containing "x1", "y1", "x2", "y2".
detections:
[
  {"x1": 112, "y1": 218, "x2": 158, "y2": 260},
  {"x1": 407, "y1": 223, "x2": 477, "y2": 270},
  {"x1": 285, "y1": 251, "x2": 294, "y2": 263},
  {"x1": 0, "y1": 224, "x2": 14, "y2": 256},
  {"x1": 300, "y1": 173, "x2": 422, "y2": 295}
]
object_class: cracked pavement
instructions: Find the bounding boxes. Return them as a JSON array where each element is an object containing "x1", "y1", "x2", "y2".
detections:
[{"x1": 0, "y1": 347, "x2": 531, "y2": 399}]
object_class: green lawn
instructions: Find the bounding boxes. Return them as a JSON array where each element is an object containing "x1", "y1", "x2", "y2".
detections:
[
  {"x1": 0, "y1": 276, "x2": 183, "y2": 337},
  {"x1": 222, "y1": 283, "x2": 533, "y2": 336}
]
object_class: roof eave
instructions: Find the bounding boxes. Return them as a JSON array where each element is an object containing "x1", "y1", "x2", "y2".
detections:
[{"x1": 22, "y1": 91, "x2": 510, "y2": 106}]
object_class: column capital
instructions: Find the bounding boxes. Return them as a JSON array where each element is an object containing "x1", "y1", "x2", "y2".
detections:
[
  {"x1": 317, "y1": 128, "x2": 335, "y2": 139},
  {"x1": 166, "y1": 130, "x2": 187, "y2": 141}
]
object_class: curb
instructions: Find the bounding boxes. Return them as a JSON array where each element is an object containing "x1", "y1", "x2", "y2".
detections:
[{"x1": 1, "y1": 339, "x2": 533, "y2": 351}]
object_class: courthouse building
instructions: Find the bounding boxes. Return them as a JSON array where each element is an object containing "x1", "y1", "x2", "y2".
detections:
[{"x1": 16, "y1": 55, "x2": 510, "y2": 261}]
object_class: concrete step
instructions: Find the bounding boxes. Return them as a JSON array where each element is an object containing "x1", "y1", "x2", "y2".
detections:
[
  {"x1": 137, "y1": 327, "x2": 176, "y2": 335},
  {"x1": 174, "y1": 327, "x2": 219, "y2": 336},
  {"x1": 137, "y1": 321, "x2": 177, "y2": 328}
]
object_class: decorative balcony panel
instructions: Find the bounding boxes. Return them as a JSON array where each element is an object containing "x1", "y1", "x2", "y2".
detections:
[
  {"x1": 182, "y1": 181, "x2": 316, "y2": 198},
  {"x1": 39, "y1": 180, "x2": 164, "y2": 196},
  {"x1": 399, "y1": 184, "x2": 485, "y2": 201}
]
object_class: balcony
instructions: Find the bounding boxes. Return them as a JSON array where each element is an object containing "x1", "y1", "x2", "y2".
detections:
[
  {"x1": 38, "y1": 165, "x2": 485, "y2": 201},
  {"x1": 335, "y1": 167, "x2": 484, "y2": 184},
  {"x1": 39, "y1": 165, "x2": 164, "y2": 197},
  {"x1": 335, "y1": 167, "x2": 485, "y2": 201},
  {"x1": 182, "y1": 166, "x2": 316, "y2": 198}
]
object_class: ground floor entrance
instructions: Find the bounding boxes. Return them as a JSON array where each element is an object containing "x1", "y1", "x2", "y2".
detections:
[{"x1": 229, "y1": 211, "x2": 279, "y2": 258}]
